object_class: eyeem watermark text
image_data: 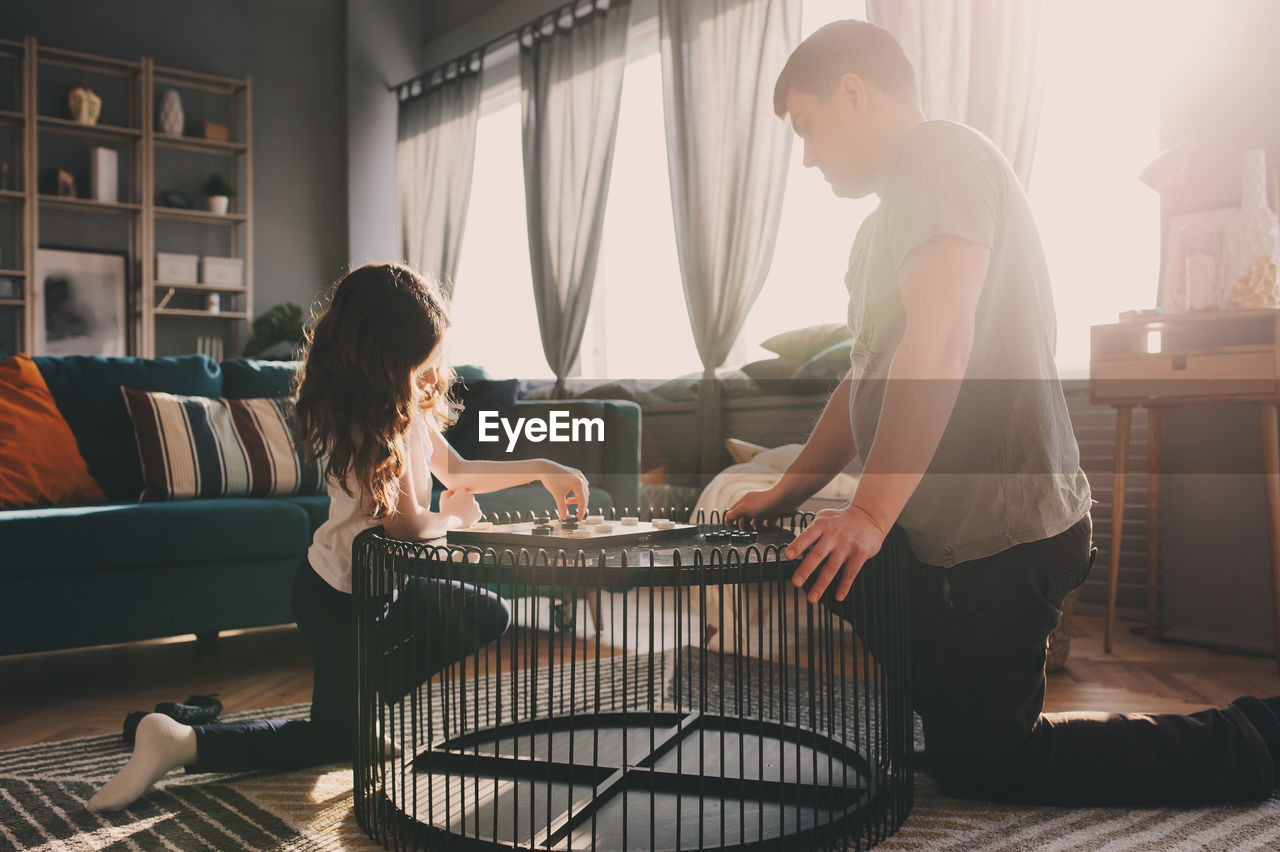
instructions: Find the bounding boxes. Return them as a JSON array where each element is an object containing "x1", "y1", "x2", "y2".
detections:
[{"x1": 477, "y1": 411, "x2": 605, "y2": 452}]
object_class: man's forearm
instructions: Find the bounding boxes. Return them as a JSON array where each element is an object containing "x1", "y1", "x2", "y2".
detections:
[
  {"x1": 774, "y1": 370, "x2": 859, "y2": 504},
  {"x1": 852, "y1": 331, "x2": 970, "y2": 530}
]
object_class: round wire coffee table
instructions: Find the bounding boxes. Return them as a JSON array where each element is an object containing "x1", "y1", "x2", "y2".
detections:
[{"x1": 353, "y1": 510, "x2": 913, "y2": 852}]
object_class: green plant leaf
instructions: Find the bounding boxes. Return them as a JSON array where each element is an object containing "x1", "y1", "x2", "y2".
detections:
[{"x1": 243, "y1": 302, "x2": 304, "y2": 358}]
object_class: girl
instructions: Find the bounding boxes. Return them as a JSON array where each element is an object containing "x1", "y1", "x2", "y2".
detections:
[{"x1": 89, "y1": 262, "x2": 589, "y2": 811}]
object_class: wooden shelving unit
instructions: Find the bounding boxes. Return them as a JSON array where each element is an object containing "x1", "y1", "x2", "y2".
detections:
[{"x1": 0, "y1": 36, "x2": 253, "y2": 359}]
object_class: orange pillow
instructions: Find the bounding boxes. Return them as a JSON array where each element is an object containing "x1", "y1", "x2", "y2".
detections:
[{"x1": 0, "y1": 354, "x2": 105, "y2": 509}]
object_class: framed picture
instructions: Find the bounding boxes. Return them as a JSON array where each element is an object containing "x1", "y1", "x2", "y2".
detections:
[{"x1": 35, "y1": 247, "x2": 128, "y2": 356}]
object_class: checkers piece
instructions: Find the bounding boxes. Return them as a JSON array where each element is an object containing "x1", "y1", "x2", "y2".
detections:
[{"x1": 620, "y1": 516, "x2": 639, "y2": 526}]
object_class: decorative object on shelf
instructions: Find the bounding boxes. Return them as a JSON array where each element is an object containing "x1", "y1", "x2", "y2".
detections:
[
  {"x1": 158, "y1": 189, "x2": 191, "y2": 209},
  {"x1": 1229, "y1": 256, "x2": 1280, "y2": 309},
  {"x1": 200, "y1": 256, "x2": 243, "y2": 287},
  {"x1": 55, "y1": 169, "x2": 76, "y2": 198},
  {"x1": 196, "y1": 335, "x2": 224, "y2": 360},
  {"x1": 35, "y1": 247, "x2": 127, "y2": 357},
  {"x1": 0, "y1": 278, "x2": 15, "y2": 299},
  {"x1": 190, "y1": 121, "x2": 228, "y2": 141},
  {"x1": 0, "y1": 161, "x2": 9, "y2": 191},
  {"x1": 243, "y1": 302, "x2": 304, "y2": 358},
  {"x1": 204, "y1": 293, "x2": 221, "y2": 313},
  {"x1": 156, "y1": 252, "x2": 198, "y2": 283},
  {"x1": 67, "y1": 81, "x2": 102, "y2": 125},
  {"x1": 1159, "y1": 208, "x2": 1236, "y2": 314},
  {"x1": 158, "y1": 88, "x2": 184, "y2": 135},
  {"x1": 201, "y1": 173, "x2": 235, "y2": 214},
  {"x1": 89, "y1": 146, "x2": 118, "y2": 203},
  {"x1": 1226, "y1": 149, "x2": 1280, "y2": 305}
]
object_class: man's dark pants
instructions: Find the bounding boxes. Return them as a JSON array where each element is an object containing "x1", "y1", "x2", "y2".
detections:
[{"x1": 826, "y1": 514, "x2": 1275, "y2": 805}]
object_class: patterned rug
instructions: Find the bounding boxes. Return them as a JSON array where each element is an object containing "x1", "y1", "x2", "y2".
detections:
[{"x1": 4, "y1": 664, "x2": 1280, "y2": 851}]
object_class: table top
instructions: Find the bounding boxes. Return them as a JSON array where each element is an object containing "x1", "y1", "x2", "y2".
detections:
[{"x1": 360, "y1": 521, "x2": 808, "y2": 589}]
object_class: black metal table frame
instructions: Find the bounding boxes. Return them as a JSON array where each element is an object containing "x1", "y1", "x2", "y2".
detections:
[{"x1": 353, "y1": 511, "x2": 913, "y2": 852}]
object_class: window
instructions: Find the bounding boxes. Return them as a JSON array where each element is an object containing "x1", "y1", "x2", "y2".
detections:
[
  {"x1": 448, "y1": 47, "x2": 545, "y2": 380},
  {"x1": 451, "y1": 0, "x2": 865, "y2": 381},
  {"x1": 1029, "y1": 0, "x2": 1208, "y2": 374},
  {"x1": 450, "y1": 0, "x2": 1197, "y2": 380}
]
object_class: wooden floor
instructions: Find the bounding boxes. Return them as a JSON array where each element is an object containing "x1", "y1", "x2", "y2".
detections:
[{"x1": 2, "y1": 614, "x2": 1279, "y2": 750}]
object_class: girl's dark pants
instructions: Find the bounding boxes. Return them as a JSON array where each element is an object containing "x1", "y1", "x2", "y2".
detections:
[{"x1": 189, "y1": 557, "x2": 510, "y2": 772}]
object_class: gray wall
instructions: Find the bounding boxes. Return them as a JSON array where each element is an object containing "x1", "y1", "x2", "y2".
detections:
[
  {"x1": 2, "y1": 0, "x2": 348, "y2": 327},
  {"x1": 343, "y1": 0, "x2": 569, "y2": 265},
  {"x1": 345, "y1": 0, "x2": 427, "y2": 265}
]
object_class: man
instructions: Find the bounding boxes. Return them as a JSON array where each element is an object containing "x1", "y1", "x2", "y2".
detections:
[{"x1": 728, "y1": 19, "x2": 1280, "y2": 805}]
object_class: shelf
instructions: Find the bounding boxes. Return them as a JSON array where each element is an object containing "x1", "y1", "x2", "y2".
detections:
[
  {"x1": 0, "y1": 298, "x2": 25, "y2": 308},
  {"x1": 154, "y1": 307, "x2": 248, "y2": 319},
  {"x1": 0, "y1": 109, "x2": 24, "y2": 125},
  {"x1": 39, "y1": 45, "x2": 141, "y2": 73},
  {"x1": 154, "y1": 281, "x2": 247, "y2": 293},
  {"x1": 0, "y1": 190, "x2": 25, "y2": 202},
  {"x1": 153, "y1": 134, "x2": 247, "y2": 155},
  {"x1": 38, "y1": 116, "x2": 143, "y2": 142},
  {"x1": 154, "y1": 207, "x2": 246, "y2": 224},
  {"x1": 0, "y1": 269, "x2": 27, "y2": 277},
  {"x1": 38, "y1": 195, "x2": 142, "y2": 214}
]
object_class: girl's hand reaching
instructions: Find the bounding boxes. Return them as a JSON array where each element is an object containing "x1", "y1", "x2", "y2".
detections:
[
  {"x1": 440, "y1": 488, "x2": 483, "y2": 528},
  {"x1": 539, "y1": 463, "x2": 590, "y2": 520}
]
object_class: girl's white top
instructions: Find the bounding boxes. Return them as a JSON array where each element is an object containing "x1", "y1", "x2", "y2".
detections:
[{"x1": 308, "y1": 415, "x2": 446, "y2": 593}]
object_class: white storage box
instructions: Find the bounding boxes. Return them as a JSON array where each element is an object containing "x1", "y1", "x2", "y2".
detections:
[
  {"x1": 201, "y1": 256, "x2": 244, "y2": 287},
  {"x1": 156, "y1": 252, "x2": 198, "y2": 283}
]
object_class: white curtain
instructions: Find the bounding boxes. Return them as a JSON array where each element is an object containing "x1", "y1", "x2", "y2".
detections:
[
  {"x1": 396, "y1": 55, "x2": 483, "y2": 293},
  {"x1": 660, "y1": 0, "x2": 800, "y2": 481},
  {"x1": 520, "y1": 0, "x2": 631, "y2": 393},
  {"x1": 868, "y1": 0, "x2": 1046, "y2": 186}
]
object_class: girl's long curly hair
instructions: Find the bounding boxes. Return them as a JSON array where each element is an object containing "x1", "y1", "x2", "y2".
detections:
[{"x1": 294, "y1": 263, "x2": 458, "y2": 518}]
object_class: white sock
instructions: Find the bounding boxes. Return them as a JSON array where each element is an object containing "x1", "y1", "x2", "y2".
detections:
[{"x1": 87, "y1": 714, "x2": 198, "y2": 812}]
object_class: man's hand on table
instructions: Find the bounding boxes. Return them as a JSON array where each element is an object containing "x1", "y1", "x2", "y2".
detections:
[{"x1": 786, "y1": 505, "x2": 888, "y2": 604}]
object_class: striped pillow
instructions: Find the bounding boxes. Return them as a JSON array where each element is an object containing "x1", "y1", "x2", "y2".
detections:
[{"x1": 121, "y1": 387, "x2": 323, "y2": 500}]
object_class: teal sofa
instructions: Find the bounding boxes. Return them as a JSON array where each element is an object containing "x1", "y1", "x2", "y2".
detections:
[{"x1": 0, "y1": 355, "x2": 640, "y2": 656}]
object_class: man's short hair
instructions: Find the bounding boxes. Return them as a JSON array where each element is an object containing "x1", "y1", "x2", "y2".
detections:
[{"x1": 773, "y1": 20, "x2": 918, "y2": 117}]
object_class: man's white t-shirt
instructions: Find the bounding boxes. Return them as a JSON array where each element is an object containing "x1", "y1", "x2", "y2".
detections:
[
  {"x1": 308, "y1": 415, "x2": 445, "y2": 593},
  {"x1": 843, "y1": 120, "x2": 1091, "y2": 567}
]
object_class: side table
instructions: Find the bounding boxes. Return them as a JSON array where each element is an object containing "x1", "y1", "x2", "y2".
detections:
[{"x1": 1091, "y1": 310, "x2": 1280, "y2": 673}]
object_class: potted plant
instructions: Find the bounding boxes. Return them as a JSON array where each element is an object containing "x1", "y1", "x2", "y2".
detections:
[
  {"x1": 202, "y1": 173, "x2": 236, "y2": 214},
  {"x1": 243, "y1": 302, "x2": 306, "y2": 359}
]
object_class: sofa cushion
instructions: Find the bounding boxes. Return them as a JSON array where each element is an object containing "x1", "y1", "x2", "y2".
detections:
[
  {"x1": 221, "y1": 358, "x2": 300, "y2": 399},
  {"x1": 445, "y1": 378, "x2": 520, "y2": 460},
  {"x1": 278, "y1": 494, "x2": 330, "y2": 532},
  {"x1": 453, "y1": 364, "x2": 491, "y2": 384},
  {"x1": 122, "y1": 389, "x2": 324, "y2": 500},
  {"x1": 760, "y1": 323, "x2": 852, "y2": 362},
  {"x1": 33, "y1": 355, "x2": 222, "y2": 502},
  {"x1": 0, "y1": 498, "x2": 312, "y2": 579},
  {"x1": 0, "y1": 354, "x2": 105, "y2": 509}
]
